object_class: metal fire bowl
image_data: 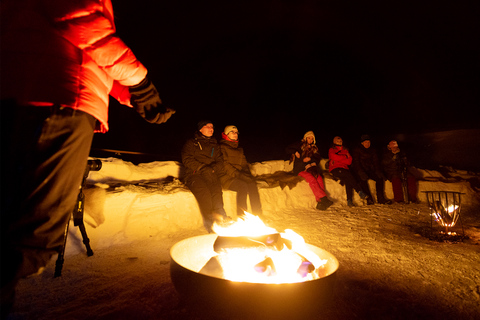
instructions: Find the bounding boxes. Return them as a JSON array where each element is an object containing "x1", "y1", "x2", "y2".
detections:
[{"x1": 170, "y1": 234, "x2": 339, "y2": 319}]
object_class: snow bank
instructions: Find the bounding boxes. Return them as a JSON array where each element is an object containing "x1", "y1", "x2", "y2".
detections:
[{"x1": 66, "y1": 158, "x2": 479, "y2": 255}]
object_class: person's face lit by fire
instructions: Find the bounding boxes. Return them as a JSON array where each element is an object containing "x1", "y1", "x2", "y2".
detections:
[
  {"x1": 333, "y1": 136, "x2": 343, "y2": 146},
  {"x1": 200, "y1": 123, "x2": 214, "y2": 137},
  {"x1": 388, "y1": 140, "x2": 400, "y2": 154},
  {"x1": 305, "y1": 136, "x2": 314, "y2": 145},
  {"x1": 361, "y1": 140, "x2": 371, "y2": 149},
  {"x1": 227, "y1": 130, "x2": 239, "y2": 141}
]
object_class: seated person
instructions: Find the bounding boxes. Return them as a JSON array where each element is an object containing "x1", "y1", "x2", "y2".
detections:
[
  {"x1": 381, "y1": 140, "x2": 418, "y2": 203},
  {"x1": 219, "y1": 125, "x2": 263, "y2": 217},
  {"x1": 328, "y1": 136, "x2": 369, "y2": 207},
  {"x1": 352, "y1": 135, "x2": 392, "y2": 205},
  {"x1": 286, "y1": 131, "x2": 333, "y2": 210},
  {"x1": 181, "y1": 120, "x2": 229, "y2": 232}
]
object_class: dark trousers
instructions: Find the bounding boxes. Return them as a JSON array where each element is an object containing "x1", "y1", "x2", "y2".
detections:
[
  {"x1": 186, "y1": 170, "x2": 226, "y2": 230},
  {"x1": 358, "y1": 171, "x2": 387, "y2": 202},
  {"x1": 227, "y1": 177, "x2": 263, "y2": 217},
  {"x1": 330, "y1": 168, "x2": 362, "y2": 201},
  {"x1": 1, "y1": 102, "x2": 96, "y2": 312}
]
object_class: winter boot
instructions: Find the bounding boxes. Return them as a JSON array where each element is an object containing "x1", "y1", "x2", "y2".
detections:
[
  {"x1": 347, "y1": 199, "x2": 355, "y2": 207},
  {"x1": 359, "y1": 191, "x2": 367, "y2": 199},
  {"x1": 366, "y1": 197, "x2": 374, "y2": 205},
  {"x1": 316, "y1": 197, "x2": 333, "y2": 211}
]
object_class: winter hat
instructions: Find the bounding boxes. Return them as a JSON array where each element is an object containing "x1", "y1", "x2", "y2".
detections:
[
  {"x1": 224, "y1": 125, "x2": 238, "y2": 135},
  {"x1": 197, "y1": 120, "x2": 213, "y2": 130},
  {"x1": 303, "y1": 131, "x2": 316, "y2": 144},
  {"x1": 360, "y1": 134, "x2": 371, "y2": 142}
]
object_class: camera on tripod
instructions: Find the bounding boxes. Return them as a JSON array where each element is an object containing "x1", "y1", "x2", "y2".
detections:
[{"x1": 86, "y1": 159, "x2": 102, "y2": 173}]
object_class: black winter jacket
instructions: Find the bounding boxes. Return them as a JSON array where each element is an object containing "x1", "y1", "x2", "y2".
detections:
[
  {"x1": 181, "y1": 131, "x2": 224, "y2": 179},
  {"x1": 352, "y1": 144, "x2": 383, "y2": 181}
]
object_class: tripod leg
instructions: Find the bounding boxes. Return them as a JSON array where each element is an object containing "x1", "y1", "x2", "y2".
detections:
[
  {"x1": 54, "y1": 219, "x2": 70, "y2": 278},
  {"x1": 78, "y1": 222, "x2": 94, "y2": 257}
]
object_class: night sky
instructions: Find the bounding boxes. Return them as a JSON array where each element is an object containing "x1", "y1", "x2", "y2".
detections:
[{"x1": 91, "y1": 0, "x2": 479, "y2": 167}]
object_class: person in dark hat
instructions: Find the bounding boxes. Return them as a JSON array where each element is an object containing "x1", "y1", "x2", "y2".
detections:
[
  {"x1": 352, "y1": 135, "x2": 392, "y2": 205},
  {"x1": 181, "y1": 121, "x2": 229, "y2": 232}
]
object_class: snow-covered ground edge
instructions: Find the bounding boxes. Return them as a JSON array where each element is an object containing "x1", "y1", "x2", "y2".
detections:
[{"x1": 67, "y1": 158, "x2": 480, "y2": 255}]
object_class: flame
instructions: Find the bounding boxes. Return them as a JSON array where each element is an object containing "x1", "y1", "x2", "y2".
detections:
[
  {"x1": 431, "y1": 202, "x2": 460, "y2": 227},
  {"x1": 210, "y1": 212, "x2": 327, "y2": 284}
]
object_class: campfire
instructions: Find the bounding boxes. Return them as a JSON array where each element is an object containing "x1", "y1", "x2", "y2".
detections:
[
  {"x1": 170, "y1": 213, "x2": 339, "y2": 319},
  {"x1": 201, "y1": 213, "x2": 328, "y2": 284}
]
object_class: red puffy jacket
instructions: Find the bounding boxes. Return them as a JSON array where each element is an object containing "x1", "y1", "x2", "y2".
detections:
[
  {"x1": 328, "y1": 146, "x2": 353, "y2": 172},
  {"x1": 0, "y1": 0, "x2": 147, "y2": 132}
]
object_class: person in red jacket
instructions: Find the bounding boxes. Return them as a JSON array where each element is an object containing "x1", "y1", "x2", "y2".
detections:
[
  {"x1": 0, "y1": 0, "x2": 174, "y2": 313},
  {"x1": 328, "y1": 136, "x2": 369, "y2": 207}
]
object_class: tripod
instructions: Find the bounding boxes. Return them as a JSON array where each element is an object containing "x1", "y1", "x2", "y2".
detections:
[{"x1": 54, "y1": 160, "x2": 101, "y2": 277}]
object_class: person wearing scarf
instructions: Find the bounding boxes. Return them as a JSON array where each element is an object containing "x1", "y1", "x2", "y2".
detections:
[
  {"x1": 219, "y1": 125, "x2": 263, "y2": 217},
  {"x1": 328, "y1": 136, "x2": 369, "y2": 207},
  {"x1": 286, "y1": 131, "x2": 333, "y2": 210}
]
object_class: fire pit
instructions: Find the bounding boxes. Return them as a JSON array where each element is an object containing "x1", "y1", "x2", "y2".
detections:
[
  {"x1": 170, "y1": 216, "x2": 339, "y2": 319},
  {"x1": 424, "y1": 191, "x2": 465, "y2": 241}
]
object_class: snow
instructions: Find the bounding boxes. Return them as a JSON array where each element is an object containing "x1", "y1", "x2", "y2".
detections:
[{"x1": 8, "y1": 158, "x2": 480, "y2": 320}]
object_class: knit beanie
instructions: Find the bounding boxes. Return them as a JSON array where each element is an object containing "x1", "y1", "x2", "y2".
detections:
[
  {"x1": 360, "y1": 134, "x2": 371, "y2": 142},
  {"x1": 197, "y1": 120, "x2": 213, "y2": 130},
  {"x1": 224, "y1": 125, "x2": 238, "y2": 135},
  {"x1": 303, "y1": 131, "x2": 316, "y2": 144}
]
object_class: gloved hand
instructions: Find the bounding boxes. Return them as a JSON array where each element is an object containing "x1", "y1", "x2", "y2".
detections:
[
  {"x1": 237, "y1": 172, "x2": 254, "y2": 182},
  {"x1": 129, "y1": 77, "x2": 175, "y2": 124}
]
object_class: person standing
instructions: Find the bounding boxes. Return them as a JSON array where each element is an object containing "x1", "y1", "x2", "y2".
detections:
[
  {"x1": 181, "y1": 121, "x2": 229, "y2": 232},
  {"x1": 328, "y1": 136, "x2": 369, "y2": 207},
  {"x1": 381, "y1": 140, "x2": 419, "y2": 203},
  {"x1": 286, "y1": 131, "x2": 333, "y2": 210},
  {"x1": 219, "y1": 125, "x2": 263, "y2": 217},
  {"x1": 352, "y1": 135, "x2": 392, "y2": 205},
  {"x1": 0, "y1": 0, "x2": 174, "y2": 315}
]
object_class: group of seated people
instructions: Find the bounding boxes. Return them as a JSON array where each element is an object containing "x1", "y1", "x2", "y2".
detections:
[{"x1": 181, "y1": 120, "x2": 418, "y2": 232}]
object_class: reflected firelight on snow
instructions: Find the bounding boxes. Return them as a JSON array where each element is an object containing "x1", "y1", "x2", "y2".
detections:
[{"x1": 206, "y1": 213, "x2": 328, "y2": 284}]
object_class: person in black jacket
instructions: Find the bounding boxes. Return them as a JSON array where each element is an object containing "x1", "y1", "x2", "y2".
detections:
[
  {"x1": 352, "y1": 135, "x2": 391, "y2": 205},
  {"x1": 286, "y1": 131, "x2": 333, "y2": 210},
  {"x1": 381, "y1": 140, "x2": 418, "y2": 203},
  {"x1": 219, "y1": 125, "x2": 263, "y2": 217},
  {"x1": 181, "y1": 121, "x2": 229, "y2": 232}
]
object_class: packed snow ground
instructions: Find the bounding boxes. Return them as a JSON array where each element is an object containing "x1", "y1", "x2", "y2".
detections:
[{"x1": 7, "y1": 158, "x2": 480, "y2": 320}]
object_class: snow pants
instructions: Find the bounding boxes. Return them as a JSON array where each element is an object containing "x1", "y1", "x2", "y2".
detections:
[
  {"x1": 330, "y1": 168, "x2": 362, "y2": 201},
  {"x1": 1, "y1": 102, "x2": 96, "y2": 313},
  {"x1": 227, "y1": 177, "x2": 263, "y2": 217},
  {"x1": 185, "y1": 170, "x2": 227, "y2": 231},
  {"x1": 391, "y1": 174, "x2": 418, "y2": 202},
  {"x1": 298, "y1": 170, "x2": 326, "y2": 202}
]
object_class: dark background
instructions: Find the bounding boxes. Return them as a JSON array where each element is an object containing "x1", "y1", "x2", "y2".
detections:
[{"x1": 91, "y1": 0, "x2": 480, "y2": 170}]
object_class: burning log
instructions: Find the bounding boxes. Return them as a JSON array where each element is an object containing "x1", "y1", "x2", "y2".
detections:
[
  {"x1": 254, "y1": 257, "x2": 276, "y2": 276},
  {"x1": 213, "y1": 233, "x2": 292, "y2": 253}
]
